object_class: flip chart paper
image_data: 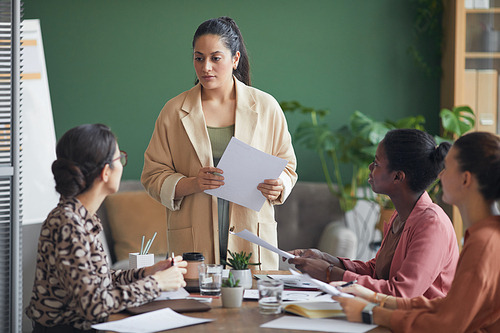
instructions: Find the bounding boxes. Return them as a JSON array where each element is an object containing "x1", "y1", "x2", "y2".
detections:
[
  {"x1": 230, "y1": 229, "x2": 296, "y2": 259},
  {"x1": 91, "y1": 308, "x2": 213, "y2": 332},
  {"x1": 204, "y1": 137, "x2": 288, "y2": 211}
]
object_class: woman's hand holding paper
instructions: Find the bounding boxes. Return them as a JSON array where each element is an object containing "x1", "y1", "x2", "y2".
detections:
[
  {"x1": 329, "y1": 281, "x2": 376, "y2": 301},
  {"x1": 257, "y1": 178, "x2": 283, "y2": 201}
]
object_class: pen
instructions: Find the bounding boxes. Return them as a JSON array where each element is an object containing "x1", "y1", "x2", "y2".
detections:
[
  {"x1": 337, "y1": 279, "x2": 357, "y2": 289},
  {"x1": 140, "y1": 236, "x2": 145, "y2": 255},
  {"x1": 171, "y1": 252, "x2": 175, "y2": 266}
]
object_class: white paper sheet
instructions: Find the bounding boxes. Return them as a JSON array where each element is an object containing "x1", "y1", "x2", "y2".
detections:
[
  {"x1": 243, "y1": 289, "x2": 327, "y2": 302},
  {"x1": 91, "y1": 308, "x2": 214, "y2": 333},
  {"x1": 154, "y1": 288, "x2": 189, "y2": 301},
  {"x1": 230, "y1": 229, "x2": 296, "y2": 259},
  {"x1": 290, "y1": 269, "x2": 353, "y2": 298},
  {"x1": 268, "y1": 274, "x2": 319, "y2": 289},
  {"x1": 204, "y1": 137, "x2": 288, "y2": 211},
  {"x1": 260, "y1": 316, "x2": 377, "y2": 333}
]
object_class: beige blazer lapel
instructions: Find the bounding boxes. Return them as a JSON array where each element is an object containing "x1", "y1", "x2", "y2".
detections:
[
  {"x1": 180, "y1": 84, "x2": 213, "y2": 167},
  {"x1": 234, "y1": 78, "x2": 258, "y2": 145}
]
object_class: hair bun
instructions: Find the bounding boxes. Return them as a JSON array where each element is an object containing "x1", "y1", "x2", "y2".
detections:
[{"x1": 51, "y1": 158, "x2": 86, "y2": 197}]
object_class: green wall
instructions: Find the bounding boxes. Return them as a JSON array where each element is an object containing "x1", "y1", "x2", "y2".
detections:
[{"x1": 23, "y1": 0, "x2": 441, "y2": 181}]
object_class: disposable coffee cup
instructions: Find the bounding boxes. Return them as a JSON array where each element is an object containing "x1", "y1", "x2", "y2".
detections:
[{"x1": 183, "y1": 252, "x2": 204, "y2": 292}]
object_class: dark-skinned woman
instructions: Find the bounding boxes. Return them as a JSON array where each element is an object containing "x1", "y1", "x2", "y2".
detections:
[{"x1": 288, "y1": 129, "x2": 459, "y2": 299}]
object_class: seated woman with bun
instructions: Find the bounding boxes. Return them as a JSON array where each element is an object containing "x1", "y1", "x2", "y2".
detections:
[
  {"x1": 288, "y1": 129, "x2": 459, "y2": 299},
  {"x1": 25, "y1": 124, "x2": 187, "y2": 333}
]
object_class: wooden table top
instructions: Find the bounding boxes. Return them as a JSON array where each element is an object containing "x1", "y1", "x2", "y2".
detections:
[{"x1": 105, "y1": 270, "x2": 390, "y2": 333}]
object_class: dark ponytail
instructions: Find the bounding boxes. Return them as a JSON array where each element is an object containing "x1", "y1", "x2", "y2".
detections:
[
  {"x1": 454, "y1": 132, "x2": 500, "y2": 201},
  {"x1": 52, "y1": 124, "x2": 117, "y2": 197},
  {"x1": 192, "y1": 16, "x2": 251, "y2": 86},
  {"x1": 383, "y1": 129, "x2": 451, "y2": 193}
]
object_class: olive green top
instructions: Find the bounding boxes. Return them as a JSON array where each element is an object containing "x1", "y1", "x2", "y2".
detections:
[
  {"x1": 207, "y1": 124, "x2": 235, "y2": 159},
  {"x1": 207, "y1": 124, "x2": 235, "y2": 263}
]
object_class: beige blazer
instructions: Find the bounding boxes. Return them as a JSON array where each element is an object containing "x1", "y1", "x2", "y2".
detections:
[{"x1": 141, "y1": 78, "x2": 297, "y2": 269}]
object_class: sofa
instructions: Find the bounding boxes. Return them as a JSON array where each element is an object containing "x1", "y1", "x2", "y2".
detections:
[{"x1": 96, "y1": 180, "x2": 357, "y2": 269}]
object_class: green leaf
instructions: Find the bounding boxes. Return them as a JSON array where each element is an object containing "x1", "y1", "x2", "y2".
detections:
[{"x1": 439, "y1": 106, "x2": 475, "y2": 138}]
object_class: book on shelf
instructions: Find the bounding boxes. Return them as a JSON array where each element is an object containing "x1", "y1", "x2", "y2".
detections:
[
  {"x1": 283, "y1": 301, "x2": 344, "y2": 319},
  {"x1": 464, "y1": 69, "x2": 477, "y2": 117},
  {"x1": 465, "y1": 0, "x2": 474, "y2": 9},
  {"x1": 474, "y1": 0, "x2": 490, "y2": 9},
  {"x1": 463, "y1": 69, "x2": 498, "y2": 134},
  {"x1": 477, "y1": 70, "x2": 498, "y2": 133}
]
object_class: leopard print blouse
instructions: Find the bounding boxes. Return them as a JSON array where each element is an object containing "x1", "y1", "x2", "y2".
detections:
[{"x1": 25, "y1": 197, "x2": 161, "y2": 330}]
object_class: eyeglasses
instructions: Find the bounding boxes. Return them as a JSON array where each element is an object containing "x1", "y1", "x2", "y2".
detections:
[{"x1": 112, "y1": 150, "x2": 128, "y2": 167}]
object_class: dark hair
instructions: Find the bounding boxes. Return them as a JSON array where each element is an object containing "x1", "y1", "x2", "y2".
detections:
[
  {"x1": 192, "y1": 16, "x2": 251, "y2": 86},
  {"x1": 383, "y1": 129, "x2": 451, "y2": 193},
  {"x1": 51, "y1": 124, "x2": 117, "y2": 197},
  {"x1": 454, "y1": 132, "x2": 500, "y2": 201}
]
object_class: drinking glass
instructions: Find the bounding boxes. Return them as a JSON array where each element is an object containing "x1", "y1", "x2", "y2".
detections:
[
  {"x1": 257, "y1": 280, "x2": 283, "y2": 314},
  {"x1": 198, "y1": 264, "x2": 222, "y2": 296}
]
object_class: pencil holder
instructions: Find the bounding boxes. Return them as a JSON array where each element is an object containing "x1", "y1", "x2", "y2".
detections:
[{"x1": 129, "y1": 253, "x2": 154, "y2": 269}]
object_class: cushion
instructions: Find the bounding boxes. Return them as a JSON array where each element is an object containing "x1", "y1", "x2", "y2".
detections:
[
  {"x1": 104, "y1": 191, "x2": 168, "y2": 261},
  {"x1": 317, "y1": 221, "x2": 357, "y2": 259}
]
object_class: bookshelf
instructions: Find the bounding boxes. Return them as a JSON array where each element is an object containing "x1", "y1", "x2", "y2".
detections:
[{"x1": 441, "y1": 0, "x2": 500, "y2": 249}]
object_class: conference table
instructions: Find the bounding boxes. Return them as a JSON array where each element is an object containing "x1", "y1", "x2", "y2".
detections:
[{"x1": 105, "y1": 271, "x2": 390, "y2": 333}]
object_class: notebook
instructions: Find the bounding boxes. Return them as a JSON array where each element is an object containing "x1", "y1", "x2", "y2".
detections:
[
  {"x1": 284, "y1": 301, "x2": 344, "y2": 319},
  {"x1": 127, "y1": 299, "x2": 211, "y2": 315}
]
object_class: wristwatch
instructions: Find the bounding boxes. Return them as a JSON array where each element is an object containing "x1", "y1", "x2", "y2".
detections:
[{"x1": 361, "y1": 302, "x2": 377, "y2": 324}]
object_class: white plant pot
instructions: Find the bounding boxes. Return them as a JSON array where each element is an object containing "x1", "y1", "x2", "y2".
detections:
[
  {"x1": 231, "y1": 269, "x2": 253, "y2": 289},
  {"x1": 221, "y1": 286, "x2": 244, "y2": 308}
]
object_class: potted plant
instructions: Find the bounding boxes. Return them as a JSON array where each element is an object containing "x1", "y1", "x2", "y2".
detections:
[
  {"x1": 281, "y1": 101, "x2": 475, "y2": 253},
  {"x1": 220, "y1": 271, "x2": 244, "y2": 308},
  {"x1": 222, "y1": 250, "x2": 260, "y2": 290}
]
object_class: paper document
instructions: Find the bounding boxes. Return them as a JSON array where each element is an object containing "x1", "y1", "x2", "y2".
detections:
[
  {"x1": 268, "y1": 274, "x2": 318, "y2": 289},
  {"x1": 260, "y1": 316, "x2": 377, "y2": 333},
  {"x1": 154, "y1": 288, "x2": 189, "y2": 301},
  {"x1": 204, "y1": 137, "x2": 288, "y2": 212},
  {"x1": 244, "y1": 289, "x2": 328, "y2": 302},
  {"x1": 230, "y1": 229, "x2": 296, "y2": 259},
  {"x1": 91, "y1": 308, "x2": 214, "y2": 333},
  {"x1": 290, "y1": 269, "x2": 353, "y2": 298}
]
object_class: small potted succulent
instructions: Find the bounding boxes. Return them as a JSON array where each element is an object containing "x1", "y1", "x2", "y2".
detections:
[
  {"x1": 222, "y1": 250, "x2": 261, "y2": 289},
  {"x1": 220, "y1": 271, "x2": 244, "y2": 308}
]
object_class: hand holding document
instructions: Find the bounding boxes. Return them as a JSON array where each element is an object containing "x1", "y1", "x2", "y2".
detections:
[
  {"x1": 204, "y1": 137, "x2": 288, "y2": 212},
  {"x1": 289, "y1": 269, "x2": 353, "y2": 298},
  {"x1": 230, "y1": 228, "x2": 296, "y2": 259}
]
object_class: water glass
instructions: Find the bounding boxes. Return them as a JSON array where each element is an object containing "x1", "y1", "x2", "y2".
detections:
[
  {"x1": 257, "y1": 279, "x2": 283, "y2": 314},
  {"x1": 198, "y1": 264, "x2": 223, "y2": 296}
]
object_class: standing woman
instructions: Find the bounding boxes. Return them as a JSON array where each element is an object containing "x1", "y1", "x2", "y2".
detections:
[
  {"x1": 141, "y1": 17, "x2": 297, "y2": 269},
  {"x1": 334, "y1": 132, "x2": 500, "y2": 332},
  {"x1": 26, "y1": 124, "x2": 187, "y2": 332},
  {"x1": 288, "y1": 129, "x2": 459, "y2": 299}
]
